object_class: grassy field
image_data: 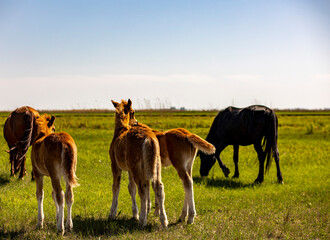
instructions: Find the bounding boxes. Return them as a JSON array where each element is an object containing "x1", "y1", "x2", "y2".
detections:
[{"x1": 0, "y1": 110, "x2": 329, "y2": 239}]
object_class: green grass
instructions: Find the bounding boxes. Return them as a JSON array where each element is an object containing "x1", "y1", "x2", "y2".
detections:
[{"x1": 0, "y1": 111, "x2": 329, "y2": 239}]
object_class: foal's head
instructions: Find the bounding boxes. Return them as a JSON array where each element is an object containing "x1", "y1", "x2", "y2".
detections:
[
  {"x1": 111, "y1": 99, "x2": 138, "y2": 128},
  {"x1": 34, "y1": 114, "x2": 56, "y2": 141}
]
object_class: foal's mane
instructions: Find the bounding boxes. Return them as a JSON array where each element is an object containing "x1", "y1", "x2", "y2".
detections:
[{"x1": 34, "y1": 114, "x2": 54, "y2": 140}]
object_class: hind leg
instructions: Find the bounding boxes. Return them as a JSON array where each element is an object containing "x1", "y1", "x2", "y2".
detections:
[
  {"x1": 146, "y1": 182, "x2": 151, "y2": 214},
  {"x1": 51, "y1": 176, "x2": 65, "y2": 234},
  {"x1": 152, "y1": 178, "x2": 168, "y2": 228},
  {"x1": 35, "y1": 173, "x2": 44, "y2": 229},
  {"x1": 136, "y1": 179, "x2": 149, "y2": 227},
  {"x1": 274, "y1": 148, "x2": 283, "y2": 183},
  {"x1": 52, "y1": 190, "x2": 59, "y2": 222},
  {"x1": 179, "y1": 192, "x2": 188, "y2": 222},
  {"x1": 109, "y1": 162, "x2": 122, "y2": 219},
  {"x1": 254, "y1": 143, "x2": 265, "y2": 183},
  {"x1": 176, "y1": 168, "x2": 188, "y2": 222},
  {"x1": 10, "y1": 152, "x2": 15, "y2": 176},
  {"x1": 187, "y1": 156, "x2": 196, "y2": 224},
  {"x1": 152, "y1": 180, "x2": 160, "y2": 217},
  {"x1": 179, "y1": 171, "x2": 195, "y2": 224},
  {"x1": 180, "y1": 153, "x2": 197, "y2": 224},
  {"x1": 128, "y1": 172, "x2": 139, "y2": 220},
  {"x1": 18, "y1": 156, "x2": 27, "y2": 179},
  {"x1": 65, "y1": 183, "x2": 74, "y2": 230}
]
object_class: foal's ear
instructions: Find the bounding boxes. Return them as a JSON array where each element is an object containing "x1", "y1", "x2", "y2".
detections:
[
  {"x1": 48, "y1": 115, "x2": 55, "y2": 127},
  {"x1": 111, "y1": 100, "x2": 119, "y2": 108},
  {"x1": 127, "y1": 99, "x2": 132, "y2": 108}
]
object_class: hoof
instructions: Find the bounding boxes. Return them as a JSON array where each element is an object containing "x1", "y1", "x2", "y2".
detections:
[
  {"x1": 138, "y1": 218, "x2": 147, "y2": 227},
  {"x1": 36, "y1": 223, "x2": 43, "y2": 229},
  {"x1": 161, "y1": 219, "x2": 168, "y2": 228},
  {"x1": 254, "y1": 179, "x2": 263, "y2": 184},
  {"x1": 57, "y1": 229, "x2": 64, "y2": 236},
  {"x1": 108, "y1": 213, "x2": 116, "y2": 220},
  {"x1": 187, "y1": 212, "x2": 196, "y2": 224},
  {"x1": 66, "y1": 221, "x2": 73, "y2": 231},
  {"x1": 187, "y1": 217, "x2": 194, "y2": 224},
  {"x1": 223, "y1": 168, "x2": 230, "y2": 178},
  {"x1": 178, "y1": 215, "x2": 186, "y2": 222}
]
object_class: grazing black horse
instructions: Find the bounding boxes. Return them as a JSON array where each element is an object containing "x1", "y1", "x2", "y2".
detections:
[{"x1": 199, "y1": 105, "x2": 283, "y2": 183}]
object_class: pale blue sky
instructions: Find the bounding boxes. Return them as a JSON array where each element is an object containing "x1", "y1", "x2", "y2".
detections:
[{"x1": 0, "y1": 0, "x2": 329, "y2": 110}]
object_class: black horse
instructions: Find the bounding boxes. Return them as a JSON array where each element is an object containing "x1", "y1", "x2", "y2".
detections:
[{"x1": 199, "y1": 105, "x2": 283, "y2": 183}]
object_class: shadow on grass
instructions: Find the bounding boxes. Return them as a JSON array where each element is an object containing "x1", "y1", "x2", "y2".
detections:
[
  {"x1": 0, "y1": 229, "x2": 25, "y2": 239},
  {"x1": 193, "y1": 177, "x2": 255, "y2": 189},
  {"x1": 72, "y1": 215, "x2": 156, "y2": 237},
  {"x1": 0, "y1": 173, "x2": 10, "y2": 186}
]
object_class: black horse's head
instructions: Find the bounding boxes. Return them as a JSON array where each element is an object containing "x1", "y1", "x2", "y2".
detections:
[{"x1": 199, "y1": 151, "x2": 216, "y2": 177}]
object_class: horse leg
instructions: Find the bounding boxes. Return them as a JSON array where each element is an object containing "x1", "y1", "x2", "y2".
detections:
[
  {"x1": 146, "y1": 181, "x2": 151, "y2": 214},
  {"x1": 109, "y1": 162, "x2": 122, "y2": 219},
  {"x1": 177, "y1": 156, "x2": 192, "y2": 223},
  {"x1": 215, "y1": 144, "x2": 230, "y2": 177},
  {"x1": 52, "y1": 190, "x2": 59, "y2": 223},
  {"x1": 254, "y1": 143, "x2": 265, "y2": 183},
  {"x1": 35, "y1": 173, "x2": 44, "y2": 229},
  {"x1": 51, "y1": 176, "x2": 65, "y2": 235},
  {"x1": 179, "y1": 170, "x2": 196, "y2": 224},
  {"x1": 177, "y1": 167, "x2": 188, "y2": 222},
  {"x1": 128, "y1": 172, "x2": 139, "y2": 220},
  {"x1": 10, "y1": 151, "x2": 15, "y2": 176},
  {"x1": 65, "y1": 182, "x2": 74, "y2": 230},
  {"x1": 18, "y1": 156, "x2": 27, "y2": 179},
  {"x1": 186, "y1": 153, "x2": 196, "y2": 223},
  {"x1": 136, "y1": 179, "x2": 148, "y2": 227},
  {"x1": 233, "y1": 145, "x2": 239, "y2": 178},
  {"x1": 179, "y1": 151, "x2": 197, "y2": 224},
  {"x1": 151, "y1": 178, "x2": 168, "y2": 228},
  {"x1": 152, "y1": 180, "x2": 160, "y2": 217},
  {"x1": 274, "y1": 147, "x2": 284, "y2": 184}
]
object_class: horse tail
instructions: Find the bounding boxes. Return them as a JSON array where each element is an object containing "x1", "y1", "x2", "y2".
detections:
[
  {"x1": 142, "y1": 137, "x2": 161, "y2": 181},
  {"x1": 263, "y1": 110, "x2": 278, "y2": 172},
  {"x1": 62, "y1": 142, "x2": 79, "y2": 187},
  {"x1": 187, "y1": 133, "x2": 216, "y2": 155},
  {"x1": 12, "y1": 109, "x2": 35, "y2": 170}
]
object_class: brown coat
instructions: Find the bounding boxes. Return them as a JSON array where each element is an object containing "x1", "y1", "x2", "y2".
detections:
[
  {"x1": 31, "y1": 114, "x2": 78, "y2": 234},
  {"x1": 109, "y1": 99, "x2": 168, "y2": 228}
]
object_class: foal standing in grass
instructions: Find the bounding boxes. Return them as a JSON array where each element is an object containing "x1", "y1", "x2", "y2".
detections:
[
  {"x1": 132, "y1": 123, "x2": 215, "y2": 224},
  {"x1": 151, "y1": 128, "x2": 215, "y2": 224},
  {"x1": 109, "y1": 99, "x2": 168, "y2": 227},
  {"x1": 31, "y1": 114, "x2": 78, "y2": 235}
]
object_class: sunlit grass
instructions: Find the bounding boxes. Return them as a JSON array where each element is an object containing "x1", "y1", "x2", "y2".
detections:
[{"x1": 0, "y1": 111, "x2": 329, "y2": 239}]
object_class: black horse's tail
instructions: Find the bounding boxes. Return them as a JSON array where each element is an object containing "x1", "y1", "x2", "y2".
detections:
[{"x1": 263, "y1": 109, "x2": 278, "y2": 172}]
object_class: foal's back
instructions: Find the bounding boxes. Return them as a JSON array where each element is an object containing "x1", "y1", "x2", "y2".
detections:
[
  {"x1": 33, "y1": 132, "x2": 77, "y2": 181},
  {"x1": 111, "y1": 125, "x2": 159, "y2": 176}
]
